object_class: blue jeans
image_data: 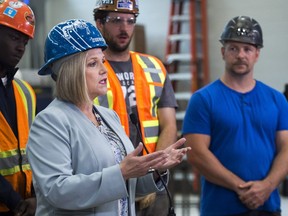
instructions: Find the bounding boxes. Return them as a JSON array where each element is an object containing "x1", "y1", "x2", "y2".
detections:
[{"x1": 234, "y1": 210, "x2": 281, "y2": 216}]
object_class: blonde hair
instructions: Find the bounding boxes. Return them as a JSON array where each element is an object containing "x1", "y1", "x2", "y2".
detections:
[{"x1": 55, "y1": 52, "x2": 90, "y2": 105}]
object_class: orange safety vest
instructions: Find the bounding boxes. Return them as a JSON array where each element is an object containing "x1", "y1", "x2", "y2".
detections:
[
  {"x1": 94, "y1": 52, "x2": 166, "y2": 154},
  {"x1": 0, "y1": 78, "x2": 36, "y2": 212}
]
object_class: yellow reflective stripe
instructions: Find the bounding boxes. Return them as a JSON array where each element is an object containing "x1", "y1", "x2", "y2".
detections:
[
  {"x1": 136, "y1": 55, "x2": 159, "y2": 116},
  {"x1": 14, "y1": 81, "x2": 28, "y2": 114},
  {"x1": 94, "y1": 90, "x2": 113, "y2": 108},
  {"x1": 0, "y1": 164, "x2": 31, "y2": 176},
  {"x1": 94, "y1": 80, "x2": 113, "y2": 109},
  {"x1": 0, "y1": 148, "x2": 26, "y2": 158},
  {"x1": 142, "y1": 120, "x2": 159, "y2": 144},
  {"x1": 135, "y1": 54, "x2": 145, "y2": 67},
  {"x1": 144, "y1": 68, "x2": 153, "y2": 83},
  {"x1": 149, "y1": 57, "x2": 165, "y2": 83},
  {"x1": 136, "y1": 55, "x2": 165, "y2": 84},
  {"x1": 14, "y1": 79, "x2": 36, "y2": 127},
  {"x1": 22, "y1": 80, "x2": 36, "y2": 122},
  {"x1": 143, "y1": 120, "x2": 158, "y2": 127},
  {"x1": 107, "y1": 88, "x2": 114, "y2": 108},
  {"x1": 145, "y1": 73, "x2": 153, "y2": 83},
  {"x1": 135, "y1": 55, "x2": 153, "y2": 82},
  {"x1": 145, "y1": 136, "x2": 158, "y2": 144},
  {"x1": 93, "y1": 97, "x2": 100, "y2": 105},
  {"x1": 0, "y1": 148, "x2": 29, "y2": 175},
  {"x1": 149, "y1": 82, "x2": 156, "y2": 96},
  {"x1": 149, "y1": 85, "x2": 158, "y2": 116}
]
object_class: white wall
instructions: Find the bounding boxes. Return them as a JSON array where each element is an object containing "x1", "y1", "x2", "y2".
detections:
[
  {"x1": 207, "y1": 0, "x2": 288, "y2": 92},
  {"x1": 141, "y1": 0, "x2": 288, "y2": 92},
  {"x1": 23, "y1": 0, "x2": 288, "y2": 92},
  {"x1": 136, "y1": 1, "x2": 170, "y2": 60},
  {"x1": 42, "y1": 0, "x2": 170, "y2": 61},
  {"x1": 44, "y1": 0, "x2": 95, "y2": 30}
]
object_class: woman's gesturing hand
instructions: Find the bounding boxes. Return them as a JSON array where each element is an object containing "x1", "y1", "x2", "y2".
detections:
[
  {"x1": 120, "y1": 143, "x2": 169, "y2": 180},
  {"x1": 159, "y1": 137, "x2": 191, "y2": 172},
  {"x1": 120, "y1": 138, "x2": 191, "y2": 180}
]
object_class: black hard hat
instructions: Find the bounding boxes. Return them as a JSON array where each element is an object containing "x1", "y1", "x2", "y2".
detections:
[{"x1": 220, "y1": 16, "x2": 263, "y2": 48}]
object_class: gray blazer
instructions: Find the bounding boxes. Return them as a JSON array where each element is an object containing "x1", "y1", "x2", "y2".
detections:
[{"x1": 27, "y1": 99, "x2": 167, "y2": 216}]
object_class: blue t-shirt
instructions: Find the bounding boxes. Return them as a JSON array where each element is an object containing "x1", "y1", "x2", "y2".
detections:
[{"x1": 182, "y1": 79, "x2": 288, "y2": 215}]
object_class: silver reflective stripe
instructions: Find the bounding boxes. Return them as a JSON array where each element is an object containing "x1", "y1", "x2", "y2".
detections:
[
  {"x1": 0, "y1": 149, "x2": 29, "y2": 176},
  {"x1": 143, "y1": 68, "x2": 162, "y2": 74},
  {"x1": 144, "y1": 126, "x2": 159, "y2": 137},
  {"x1": 139, "y1": 56, "x2": 162, "y2": 83},
  {"x1": 97, "y1": 95, "x2": 109, "y2": 108}
]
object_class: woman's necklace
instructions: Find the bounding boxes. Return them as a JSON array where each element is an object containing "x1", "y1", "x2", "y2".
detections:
[{"x1": 91, "y1": 108, "x2": 102, "y2": 127}]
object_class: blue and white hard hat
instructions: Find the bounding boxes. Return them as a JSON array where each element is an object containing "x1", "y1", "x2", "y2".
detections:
[{"x1": 38, "y1": 19, "x2": 107, "y2": 75}]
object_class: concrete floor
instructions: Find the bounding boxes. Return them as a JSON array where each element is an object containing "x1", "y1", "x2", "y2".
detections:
[
  {"x1": 282, "y1": 196, "x2": 288, "y2": 215},
  {"x1": 173, "y1": 195, "x2": 288, "y2": 216}
]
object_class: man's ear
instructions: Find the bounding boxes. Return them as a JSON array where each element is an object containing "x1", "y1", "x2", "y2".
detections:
[
  {"x1": 221, "y1": 46, "x2": 225, "y2": 60},
  {"x1": 95, "y1": 19, "x2": 103, "y2": 30}
]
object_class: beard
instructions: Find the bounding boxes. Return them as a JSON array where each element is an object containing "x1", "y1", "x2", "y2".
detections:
[
  {"x1": 108, "y1": 39, "x2": 130, "y2": 52},
  {"x1": 230, "y1": 69, "x2": 250, "y2": 77},
  {"x1": 227, "y1": 61, "x2": 251, "y2": 76},
  {"x1": 103, "y1": 31, "x2": 132, "y2": 53}
]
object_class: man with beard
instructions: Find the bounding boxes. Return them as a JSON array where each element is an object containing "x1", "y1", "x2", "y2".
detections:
[
  {"x1": 0, "y1": 1, "x2": 36, "y2": 215},
  {"x1": 182, "y1": 16, "x2": 288, "y2": 215},
  {"x1": 93, "y1": 1, "x2": 178, "y2": 215}
]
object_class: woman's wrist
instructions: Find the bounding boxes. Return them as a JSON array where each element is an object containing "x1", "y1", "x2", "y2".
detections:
[{"x1": 159, "y1": 170, "x2": 168, "y2": 176}]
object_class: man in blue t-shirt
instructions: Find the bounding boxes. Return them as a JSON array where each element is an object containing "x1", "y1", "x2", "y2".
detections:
[{"x1": 182, "y1": 16, "x2": 288, "y2": 216}]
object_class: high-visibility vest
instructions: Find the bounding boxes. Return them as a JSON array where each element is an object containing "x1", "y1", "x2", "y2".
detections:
[
  {"x1": 94, "y1": 52, "x2": 166, "y2": 154},
  {"x1": 0, "y1": 78, "x2": 36, "y2": 212}
]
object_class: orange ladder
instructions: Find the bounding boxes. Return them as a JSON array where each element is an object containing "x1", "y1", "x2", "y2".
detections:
[
  {"x1": 165, "y1": 0, "x2": 210, "y2": 209},
  {"x1": 165, "y1": 0, "x2": 209, "y2": 128}
]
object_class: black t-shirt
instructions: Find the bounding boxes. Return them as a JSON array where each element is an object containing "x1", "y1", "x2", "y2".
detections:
[{"x1": 109, "y1": 60, "x2": 177, "y2": 149}]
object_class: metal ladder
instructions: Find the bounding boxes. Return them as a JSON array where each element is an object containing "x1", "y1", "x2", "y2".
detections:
[
  {"x1": 165, "y1": 1, "x2": 209, "y2": 214},
  {"x1": 165, "y1": 0, "x2": 210, "y2": 132}
]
